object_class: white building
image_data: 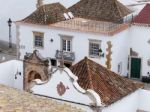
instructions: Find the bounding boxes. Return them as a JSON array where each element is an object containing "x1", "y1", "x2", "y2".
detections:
[
  {"x1": 14, "y1": 0, "x2": 150, "y2": 80},
  {"x1": 0, "y1": 50, "x2": 149, "y2": 112},
  {"x1": 15, "y1": 0, "x2": 133, "y2": 77},
  {"x1": 1, "y1": 0, "x2": 149, "y2": 43},
  {"x1": 129, "y1": 4, "x2": 150, "y2": 78}
]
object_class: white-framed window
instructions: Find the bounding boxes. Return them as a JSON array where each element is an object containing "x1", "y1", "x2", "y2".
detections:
[
  {"x1": 60, "y1": 35, "x2": 72, "y2": 52},
  {"x1": 89, "y1": 39, "x2": 101, "y2": 57},
  {"x1": 33, "y1": 32, "x2": 44, "y2": 48},
  {"x1": 62, "y1": 39, "x2": 71, "y2": 52}
]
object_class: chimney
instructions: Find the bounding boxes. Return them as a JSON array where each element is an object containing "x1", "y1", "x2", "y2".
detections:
[{"x1": 36, "y1": 0, "x2": 43, "y2": 8}]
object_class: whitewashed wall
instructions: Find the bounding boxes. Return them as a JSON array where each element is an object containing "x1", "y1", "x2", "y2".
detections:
[
  {"x1": 0, "y1": 60, "x2": 23, "y2": 90},
  {"x1": 0, "y1": 61, "x2": 14, "y2": 87},
  {"x1": 139, "y1": 89, "x2": 150, "y2": 111},
  {"x1": 130, "y1": 25, "x2": 150, "y2": 76},
  {"x1": 102, "y1": 90, "x2": 140, "y2": 112},
  {"x1": 18, "y1": 23, "x2": 130, "y2": 76},
  {"x1": 31, "y1": 67, "x2": 97, "y2": 112},
  {"x1": 13, "y1": 60, "x2": 23, "y2": 90}
]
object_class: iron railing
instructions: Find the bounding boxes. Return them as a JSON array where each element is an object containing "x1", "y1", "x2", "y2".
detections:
[
  {"x1": 55, "y1": 50, "x2": 75, "y2": 62},
  {"x1": 51, "y1": 19, "x2": 129, "y2": 35}
]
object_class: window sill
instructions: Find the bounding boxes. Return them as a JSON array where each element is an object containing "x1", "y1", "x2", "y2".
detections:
[
  {"x1": 89, "y1": 55, "x2": 101, "y2": 59},
  {"x1": 34, "y1": 46, "x2": 44, "y2": 49}
]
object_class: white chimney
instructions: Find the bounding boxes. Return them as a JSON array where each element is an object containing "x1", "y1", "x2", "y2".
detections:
[{"x1": 36, "y1": 0, "x2": 43, "y2": 8}]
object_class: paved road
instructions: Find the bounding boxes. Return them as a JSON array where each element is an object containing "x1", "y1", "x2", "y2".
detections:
[
  {"x1": 0, "y1": 40, "x2": 17, "y2": 62},
  {"x1": 0, "y1": 53, "x2": 16, "y2": 62}
]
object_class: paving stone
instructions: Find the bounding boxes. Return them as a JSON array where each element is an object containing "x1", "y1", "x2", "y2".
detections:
[{"x1": 0, "y1": 84, "x2": 84, "y2": 112}]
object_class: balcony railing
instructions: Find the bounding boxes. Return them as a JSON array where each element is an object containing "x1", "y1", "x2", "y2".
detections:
[
  {"x1": 50, "y1": 18, "x2": 129, "y2": 35},
  {"x1": 55, "y1": 50, "x2": 75, "y2": 62}
]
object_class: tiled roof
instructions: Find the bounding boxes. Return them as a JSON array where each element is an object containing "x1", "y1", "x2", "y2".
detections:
[
  {"x1": 0, "y1": 84, "x2": 83, "y2": 112},
  {"x1": 22, "y1": 3, "x2": 69, "y2": 25},
  {"x1": 69, "y1": 0, "x2": 131, "y2": 23},
  {"x1": 133, "y1": 4, "x2": 150, "y2": 24},
  {"x1": 70, "y1": 57, "x2": 144, "y2": 106}
]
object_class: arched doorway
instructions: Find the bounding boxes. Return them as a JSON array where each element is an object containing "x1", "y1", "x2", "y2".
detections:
[
  {"x1": 28, "y1": 71, "x2": 42, "y2": 83},
  {"x1": 24, "y1": 50, "x2": 49, "y2": 91}
]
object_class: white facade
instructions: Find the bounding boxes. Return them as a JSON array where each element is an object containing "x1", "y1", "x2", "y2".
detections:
[
  {"x1": 17, "y1": 23, "x2": 130, "y2": 76},
  {"x1": 130, "y1": 25, "x2": 150, "y2": 77},
  {"x1": 32, "y1": 67, "x2": 102, "y2": 112},
  {"x1": 103, "y1": 90, "x2": 140, "y2": 112},
  {"x1": 139, "y1": 89, "x2": 150, "y2": 111},
  {"x1": 31, "y1": 65, "x2": 144, "y2": 112}
]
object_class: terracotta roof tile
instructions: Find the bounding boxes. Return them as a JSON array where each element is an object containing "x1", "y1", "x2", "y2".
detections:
[
  {"x1": 22, "y1": 3, "x2": 69, "y2": 25},
  {"x1": 133, "y1": 4, "x2": 150, "y2": 24},
  {"x1": 70, "y1": 57, "x2": 144, "y2": 106},
  {"x1": 69, "y1": 0, "x2": 131, "y2": 23}
]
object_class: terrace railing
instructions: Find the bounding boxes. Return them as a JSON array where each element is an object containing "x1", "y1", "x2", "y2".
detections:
[{"x1": 51, "y1": 19, "x2": 129, "y2": 35}]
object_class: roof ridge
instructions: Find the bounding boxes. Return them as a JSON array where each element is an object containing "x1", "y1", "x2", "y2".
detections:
[
  {"x1": 69, "y1": 0, "x2": 131, "y2": 22},
  {"x1": 84, "y1": 57, "x2": 94, "y2": 89},
  {"x1": 70, "y1": 57, "x2": 144, "y2": 105},
  {"x1": 133, "y1": 3, "x2": 150, "y2": 24},
  {"x1": 115, "y1": 1, "x2": 123, "y2": 19}
]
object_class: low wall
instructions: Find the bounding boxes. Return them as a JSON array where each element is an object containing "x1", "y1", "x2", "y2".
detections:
[
  {"x1": 102, "y1": 90, "x2": 139, "y2": 112},
  {"x1": 0, "y1": 60, "x2": 23, "y2": 90},
  {"x1": 0, "y1": 60, "x2": 14, "y2": 87},
  {"x1": 139, "y1": 89, "x2": 150, "y2": 111}
]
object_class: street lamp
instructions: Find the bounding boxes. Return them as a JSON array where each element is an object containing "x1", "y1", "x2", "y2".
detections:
[{"x1": 7, "y1": 18, "x2": 12, "y2": 48}]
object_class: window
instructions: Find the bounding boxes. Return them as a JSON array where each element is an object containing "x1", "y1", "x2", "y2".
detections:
[
  {"x1": 62, "y1": 39, "x2": 71, "y2": 51},
  {"x1": 118, "y1": 62, "x2": 122, "y2": 74},
  {"x1": 51, "y1": 59, "x2": 57, "y2": 66},
  {"x1": 33, "y1": 32, "x2": 44, "y2": 48},
  {"x1": 89, "y1": 40, "x2": 101, "y2": 57},
  {"x1": 60, "y1": 35, "x2": 72, "y2": 52}
]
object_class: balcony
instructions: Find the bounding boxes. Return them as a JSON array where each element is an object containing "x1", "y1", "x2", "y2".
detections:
[{"x1": 55, "y1": 50, "x2": 75, "y2": 62}]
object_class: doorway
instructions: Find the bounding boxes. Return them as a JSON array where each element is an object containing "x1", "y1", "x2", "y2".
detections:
[
  {"x1": 129, "y1": 57, "x2": 142, "y2": 79},
  {"x1": 64, "y1": 62, "x2": 72, "y2": 68}
]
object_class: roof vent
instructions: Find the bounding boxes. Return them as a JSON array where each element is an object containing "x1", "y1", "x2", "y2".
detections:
[
  {"x1": 68, "y1": 12, "x2": 74, "y2": 19},
  {"x1": 63, "y1": 13, "x2": 70, "y2": 20}
]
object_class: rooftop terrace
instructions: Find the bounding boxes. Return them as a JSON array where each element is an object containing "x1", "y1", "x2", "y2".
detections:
[{"x1": 50, "y1": 18, "x2": 129, "y2": 36}]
